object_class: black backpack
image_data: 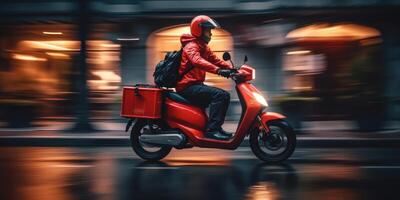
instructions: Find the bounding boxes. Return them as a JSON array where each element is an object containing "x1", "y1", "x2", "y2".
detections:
[{"x1": 153, "y1": 49, "x2": 193, "y2": 88}]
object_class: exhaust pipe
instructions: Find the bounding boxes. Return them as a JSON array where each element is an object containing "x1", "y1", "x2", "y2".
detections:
[{"x1": 139, "y1": 130, "x2": 186, "y2": 147}]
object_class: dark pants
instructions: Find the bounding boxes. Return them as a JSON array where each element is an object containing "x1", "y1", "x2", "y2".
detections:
[{"x1": 179, "y1": 84, "x2": 230, "y2": 131}]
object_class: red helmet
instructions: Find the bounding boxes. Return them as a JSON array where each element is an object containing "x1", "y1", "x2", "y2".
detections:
[{"x1": 190, "y1": 15, "x2": 220, "y2": 37}]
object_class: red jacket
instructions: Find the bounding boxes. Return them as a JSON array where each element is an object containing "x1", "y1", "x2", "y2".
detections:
[{"x1": 175, "y1": 34, "x2": 232, "y2": 92}]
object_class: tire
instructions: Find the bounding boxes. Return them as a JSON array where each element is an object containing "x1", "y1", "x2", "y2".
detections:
[
  {"x1": 130, "y1": 119, "x2": 172, "y2": 161},
  {"x1": 250, "y1": 120, "x2": 296, "y2": 163}
]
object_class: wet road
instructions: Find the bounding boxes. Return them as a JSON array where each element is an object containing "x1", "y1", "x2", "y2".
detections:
[{"x1": 1, "y1": 147, "x2": 400, "y2": 200}]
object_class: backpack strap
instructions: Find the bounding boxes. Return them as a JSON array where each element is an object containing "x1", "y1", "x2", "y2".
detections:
[
  {"x1": 177, "y1": 47, "x2": 195, "y2": 81},
  {"x1": 178, "y1": 64, "x2": 194, "y2": 81}
]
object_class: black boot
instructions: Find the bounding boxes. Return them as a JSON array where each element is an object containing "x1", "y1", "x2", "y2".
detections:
[
  {"x1": 219, "y1": 128, "x2": 233, "y2": 138},
  {"x1": 205, "y1": 129, "x2": 231, "y2": 140}
]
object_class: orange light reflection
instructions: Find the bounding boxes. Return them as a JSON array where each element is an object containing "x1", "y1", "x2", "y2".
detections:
[
  {"x1": 287, "y1": 23, "x2": 381, "y2": 40},
  {"x1": 164, "y1": 148, "x2": 231, "y2": 166},
  {"x1": 12, "y1": 54, "x2": 47, "y2": 61}
]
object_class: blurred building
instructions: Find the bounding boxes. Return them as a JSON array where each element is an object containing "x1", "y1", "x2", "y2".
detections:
[{"x1": 0, "y1": 0, "x2": 399, "y2": 130}]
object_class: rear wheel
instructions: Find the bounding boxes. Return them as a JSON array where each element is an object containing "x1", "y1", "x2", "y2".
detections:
[
  {"x1": 130, "y1": 119, "x2": 172, "y2": 161},
  {"x1": 250, "y1": 120, "x2": 296, "y2": 163}
]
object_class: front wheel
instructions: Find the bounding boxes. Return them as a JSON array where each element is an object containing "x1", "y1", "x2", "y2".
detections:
[
  {"x1": 250, "y1": 120, "x2": 296, "y2": 163},
  {"x1": 130, "y1": 119, "x2": 172, "y2": 161}
]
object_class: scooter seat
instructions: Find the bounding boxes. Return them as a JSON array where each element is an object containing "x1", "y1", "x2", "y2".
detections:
[{"x1": 165, "y1": 92, "x2": 191, "y2": 105}]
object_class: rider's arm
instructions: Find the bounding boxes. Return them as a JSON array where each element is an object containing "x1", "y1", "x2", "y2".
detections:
[
  {"x1": 184, "y1": 43, "x2": 219, "y2": 74},
  {"x1": 207, "y1": 47, "x2": 233, "y2": 69}
]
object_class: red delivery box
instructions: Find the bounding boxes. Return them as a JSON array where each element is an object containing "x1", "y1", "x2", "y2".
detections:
[{"x1": 121, "y1": 85, "x2": 163, "y2": 119}]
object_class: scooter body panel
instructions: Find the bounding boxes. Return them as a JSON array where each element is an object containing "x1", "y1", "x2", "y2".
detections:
[
  {"x1": 164, "y1": 98, "x2": 207, "y2": 140},
  {"x1": 164, "y1": 82, "x2": 263, "y2": 149}
]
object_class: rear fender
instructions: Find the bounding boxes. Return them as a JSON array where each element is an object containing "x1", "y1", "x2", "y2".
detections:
[{"x1": 125, "y1": 118, "x2": 137, "y2": 132}]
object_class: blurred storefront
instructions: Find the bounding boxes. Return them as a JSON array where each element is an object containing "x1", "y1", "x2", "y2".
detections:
[
  {"x1": 281, "y1": 23, "x2": 386, "y2": 130},
  {"x1": 0, "y1": 24, "x2": 121, "y2": 127},
  {"x1": 0, "y1": 0, "x2": 399, "y2": 130}
]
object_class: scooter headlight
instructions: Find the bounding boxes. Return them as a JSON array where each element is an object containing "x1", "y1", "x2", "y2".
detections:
[{"x1": 252, "y1": 92, "x2": 268, "y2": 107}]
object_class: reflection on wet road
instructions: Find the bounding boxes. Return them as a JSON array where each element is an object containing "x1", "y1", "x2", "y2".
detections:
[{"x1": 1, "y1": 147, "x2": 400, "y2": 200}]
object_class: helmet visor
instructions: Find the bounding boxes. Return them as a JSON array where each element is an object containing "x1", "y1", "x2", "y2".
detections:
[{"x1": 200, "y1": 18, "x2": 220, "y2": 29}]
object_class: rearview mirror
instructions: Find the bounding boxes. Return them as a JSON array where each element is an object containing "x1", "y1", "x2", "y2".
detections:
[{"x1": 222, "y1": 52, "x2": 231, "y2": 61}]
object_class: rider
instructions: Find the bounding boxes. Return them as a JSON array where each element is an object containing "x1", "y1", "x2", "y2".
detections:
[{"x1": 176, "y1": 15, "x2": 233, "y2": 140}]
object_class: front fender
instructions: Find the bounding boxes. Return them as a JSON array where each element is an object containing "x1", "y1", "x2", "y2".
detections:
[
  {"x1": 258, "y1": 112, "x2": 286, "y2": 132},
  {"x1": 260, "y1": 112, "x2": 286, "y2": 123}
]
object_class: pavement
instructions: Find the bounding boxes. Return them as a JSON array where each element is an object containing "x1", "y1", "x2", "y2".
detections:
[
  {"x1": 0, "y1": 120, "x2": 399, "y2": 148},
  {"x1": 3, "y1": 146, "x2": 400, "y2": 200}
]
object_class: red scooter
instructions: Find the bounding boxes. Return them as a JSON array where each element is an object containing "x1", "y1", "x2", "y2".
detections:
[{"x1": 121, "y1": 52, "x2": 296, "y2": 163}]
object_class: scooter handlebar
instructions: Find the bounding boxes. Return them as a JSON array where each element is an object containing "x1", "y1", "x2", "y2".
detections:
[{"x1": 229, "y1": 70, "x2": 240, "y2": 81}]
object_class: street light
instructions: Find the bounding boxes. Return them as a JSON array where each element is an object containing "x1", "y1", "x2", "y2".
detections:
[{"x1": 42, "y1": 31, "x2": 63, "y2": 35}]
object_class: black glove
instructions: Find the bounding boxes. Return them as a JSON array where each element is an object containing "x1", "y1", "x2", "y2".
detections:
[{"x1": 217, "y1": 69, "x2": 231, "y2": 78}]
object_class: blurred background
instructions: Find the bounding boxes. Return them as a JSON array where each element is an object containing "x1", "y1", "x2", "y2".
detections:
[{"x1": 0, "y1": 0, "x2": 399, "y2": 132}]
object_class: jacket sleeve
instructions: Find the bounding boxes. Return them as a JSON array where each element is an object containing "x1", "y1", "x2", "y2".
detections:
[
  {"x1": 184, "y1": 43, "x2": 220, "y2": 74},
  {"x1": 207, "y1": 47, "x2": 233, "y2": 69}
]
